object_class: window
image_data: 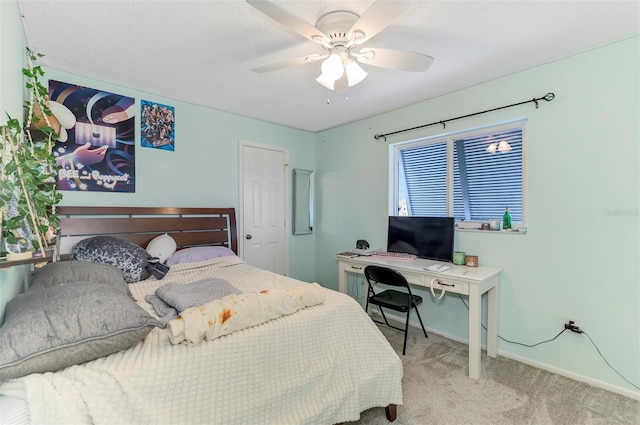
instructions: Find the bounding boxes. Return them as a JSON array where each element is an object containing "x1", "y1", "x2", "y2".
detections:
[{"x1": 393, "y1": 120, "x2": 525, "y2": 224}]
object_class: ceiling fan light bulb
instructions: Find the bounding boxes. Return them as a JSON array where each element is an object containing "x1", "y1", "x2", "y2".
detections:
[
  {"x1": 316, "y1": 73, "x2": 335, "y2": 90},
  {"x1": 321, "y1": 54, "x2": 344, "y2": 80},
  {"x1": 346, "y1": 61, "x2": 367, "y2": 87}
]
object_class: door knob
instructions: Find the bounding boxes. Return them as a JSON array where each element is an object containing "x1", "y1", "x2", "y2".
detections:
[{"x1": 245, "y1": 234, "x2": 252, "y2": 240}]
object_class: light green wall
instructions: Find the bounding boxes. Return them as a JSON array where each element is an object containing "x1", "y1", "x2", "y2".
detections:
[
  {"x1": 314, "y1": 36, "x2": 639, "y2": 395},
  {"x1": 47, "y1": 68, "x2": 314, "y2": 209},
  {"x1": 0, "y1": 0, "x2": 31, "y2": 324},
  {"x1": 41, "y1": 67, "x2": 317, "y2": 284}
]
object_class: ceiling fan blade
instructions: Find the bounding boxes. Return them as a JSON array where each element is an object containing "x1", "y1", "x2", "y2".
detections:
[
  {"x1": 247, "y1": 0, "x2": 329, "y2": 45},
  {"x1": 252, "y1": 54, "x2": 326, "y2": 73},
  {"x1": 348, "y1": 1, "x2": 415, "y2": 45},
  {"x1": 356, "y1": 48, "x2": 434, "y2": 72}
]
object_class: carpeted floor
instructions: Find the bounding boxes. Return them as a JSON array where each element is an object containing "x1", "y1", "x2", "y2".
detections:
[{"x1": 348, "y1": 321, "x2": 640, "y2": 425}]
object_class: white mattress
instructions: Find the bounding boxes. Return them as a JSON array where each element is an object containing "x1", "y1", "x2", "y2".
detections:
[{"x1": 0, "y1": 256, "x2": 403, "y2": 424}]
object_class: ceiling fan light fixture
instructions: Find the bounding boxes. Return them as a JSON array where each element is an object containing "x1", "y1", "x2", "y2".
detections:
[
  {"x1": 247, "y1": 1, "x2": 436, "y2": 93},
  {"x1": 486, "y1": 143, "x2": 497, "y2": 153},
  {"x1": 320, "y1": 53, "x2": 344, "y2": 80},
  {"x1": 346, "y1": 60, "x2": 367, "y2": 87},
  {"x1": 315, "y1": 73, "x2": 335, "y2": 90}
]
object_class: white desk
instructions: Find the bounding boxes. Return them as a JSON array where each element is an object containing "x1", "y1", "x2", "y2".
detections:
[{"x1": 337, "y1": 255, "x2": 501, "y2": 380}]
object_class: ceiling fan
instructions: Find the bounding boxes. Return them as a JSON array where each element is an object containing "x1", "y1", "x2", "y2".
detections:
[{"x1": 247, "y1": 0, "x2": 434, "y2": 91}]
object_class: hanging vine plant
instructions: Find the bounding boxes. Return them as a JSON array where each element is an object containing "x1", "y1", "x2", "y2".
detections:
[{"x1": 0, "y1": 48, "x2": 62, "y2": 256}]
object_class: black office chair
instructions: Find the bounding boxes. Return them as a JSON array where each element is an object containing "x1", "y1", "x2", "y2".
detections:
[{"x1": 364, "y1": 265, "x2": 428, "y2": 355}]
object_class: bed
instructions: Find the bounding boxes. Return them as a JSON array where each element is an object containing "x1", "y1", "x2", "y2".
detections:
[{"x1": 0, "y1": 206, "x2": 403, "y2": 425}]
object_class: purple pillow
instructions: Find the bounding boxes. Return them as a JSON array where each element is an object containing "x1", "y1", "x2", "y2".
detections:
[{"x1": 166, "y1": 246, "x2": 235, "y2": 265}]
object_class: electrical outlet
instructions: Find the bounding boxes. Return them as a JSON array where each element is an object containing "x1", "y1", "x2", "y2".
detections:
[
  {"x1": 564, "y1": 317, "x2": 583, "y2": 333},
  {"x1": 565, "y1": 317, "x2": 578, "y2": 327}
]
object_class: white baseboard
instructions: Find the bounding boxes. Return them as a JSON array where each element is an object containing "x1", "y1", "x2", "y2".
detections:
[
  {"x1": 374, "y1": 310, "x2": 640, "y2": 401},
  {"x1": 497, "y1": 351, "x2": 640, "y2": 401}
]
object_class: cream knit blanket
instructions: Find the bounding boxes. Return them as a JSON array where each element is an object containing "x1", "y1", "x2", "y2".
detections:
[{"x1": 168, "y1": 283, "x2": 326, "y2": 345}]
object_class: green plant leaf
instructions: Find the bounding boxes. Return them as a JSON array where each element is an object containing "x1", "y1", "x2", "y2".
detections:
[{"x1": 1, "y1": 49, "x2": 60, "y2": 249}]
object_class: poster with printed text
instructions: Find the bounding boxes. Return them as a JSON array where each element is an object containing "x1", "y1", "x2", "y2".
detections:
[
  {"x1": 141, "y1": 100, "x2": 175, "y2": 151},
  {"x1": 49, "y1": 80, "x2": 135, "y2": 192}
]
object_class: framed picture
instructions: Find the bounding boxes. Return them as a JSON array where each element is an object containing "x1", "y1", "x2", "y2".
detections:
[
  {"x1": 49, "y1": 80, "x2": 136, "y2": 192},
  {"x1": 141, "y1": 100, "x2": 175, "y2": 151}
]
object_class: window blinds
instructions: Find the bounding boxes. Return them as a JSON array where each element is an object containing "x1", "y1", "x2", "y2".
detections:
[
  {"x1": 400, "y1": 142, "x2": 447, "y2": 217},
  {"x1": 399, "y1": 127, "x2": 523, "y2": 222},
  {"x1": 453, "y1": 128, "x2": 522, "y2": 222}
]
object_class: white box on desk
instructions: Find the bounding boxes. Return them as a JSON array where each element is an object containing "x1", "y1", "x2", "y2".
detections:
[{"x1": 351, "y1": 248, "x2": 381, "y2": 256}]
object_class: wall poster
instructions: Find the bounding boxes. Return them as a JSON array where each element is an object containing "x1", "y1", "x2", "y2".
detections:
[
  {"x1": 49, "y1": 80, "x2": 136, "y2": 192},
  {"x1": 141, "y1": 100, "x2": 175, "y2": 151}
]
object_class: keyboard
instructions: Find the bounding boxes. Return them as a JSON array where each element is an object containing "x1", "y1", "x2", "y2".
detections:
[{"x1": 370, "y1": 251, "x2": 417, "y2": 261}]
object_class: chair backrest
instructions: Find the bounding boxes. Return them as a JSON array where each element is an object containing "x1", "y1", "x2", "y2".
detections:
[{"x1": 364, "y1": 265, "x2": 409, "y2": 288}]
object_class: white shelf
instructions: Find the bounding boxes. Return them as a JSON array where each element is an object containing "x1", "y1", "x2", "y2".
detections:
[
  {"x1": 0, "y1": 247, "x2": 56, "y2": 269},
  {"x1": 456, "y1": 228, "x2": 526, "y2": 235}
]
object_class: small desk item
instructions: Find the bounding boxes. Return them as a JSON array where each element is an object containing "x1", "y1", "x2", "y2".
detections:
[
  {"x1": 426, "y1": 264, "x2": 450, "y2": 272},
  {"x1": 336, "y1": 255, "x2": 501, "y2": 380},
  {"x1": 336, "y1": 251, "x2": 359, "y2": 259},
  {"x1": 351, "y1": 247, "x2": 380, "y2": 255},
  {"x1": 465, "y1": 255, "x2": 479, "y2": 267}
]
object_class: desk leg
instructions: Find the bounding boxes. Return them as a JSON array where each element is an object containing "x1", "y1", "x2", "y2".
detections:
[
  {"x1": 338, "y1": 262, "x2": 348, "y2": 294},
  {"x1": 468, "y1": 285, "x2": 482, "y2": 380},
  {"x1": 486, "y1": 284, "x2": 498, "y2": 358}
]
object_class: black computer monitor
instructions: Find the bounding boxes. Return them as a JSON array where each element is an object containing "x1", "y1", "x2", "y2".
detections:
[{"x1": 387, "y1": 216, "x2": 455, "y2": 262}]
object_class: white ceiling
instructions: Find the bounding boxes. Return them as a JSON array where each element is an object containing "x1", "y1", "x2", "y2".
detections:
[{"x1": 17, "y1": 0, "x2": 640, "y2": 133}]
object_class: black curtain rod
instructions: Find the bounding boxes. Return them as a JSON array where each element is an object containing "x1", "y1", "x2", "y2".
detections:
[{"x1": 374, "y1": 92, "x2": 555, "y2": 141}]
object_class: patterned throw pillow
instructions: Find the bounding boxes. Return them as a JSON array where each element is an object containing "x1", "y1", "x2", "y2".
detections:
[{"x1": 71, "y1": 236, "x2": 152, "y2": 283}]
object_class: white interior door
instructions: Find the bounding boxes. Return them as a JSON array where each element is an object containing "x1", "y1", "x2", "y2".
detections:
[{"x1": 240, "y1": 142, "x2": 287, "y2": 275}]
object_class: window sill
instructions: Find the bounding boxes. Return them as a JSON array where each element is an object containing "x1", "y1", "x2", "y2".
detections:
[{"x1": 456, "y1": 228, "x2": 527, "y2": 235}]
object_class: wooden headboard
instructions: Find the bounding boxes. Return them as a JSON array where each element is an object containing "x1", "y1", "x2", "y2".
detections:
[{"x1": 56, "y1": 207, "x2": 238, "y2": 258}]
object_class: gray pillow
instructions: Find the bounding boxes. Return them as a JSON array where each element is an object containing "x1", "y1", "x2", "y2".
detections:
[
  {"x1": 0, "y1": 281, "x2": 161, "y2": 381},
  {"x1": 31, "y1": 260, "x2": 128, "y2": 294},
  {"x1": 71, "y1": 236, "x2": 152, "y2": 283}
]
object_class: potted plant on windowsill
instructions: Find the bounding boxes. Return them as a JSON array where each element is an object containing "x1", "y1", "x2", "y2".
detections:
[{"x1": 0, "y1": 48, "x2": 63, "y2": 260}]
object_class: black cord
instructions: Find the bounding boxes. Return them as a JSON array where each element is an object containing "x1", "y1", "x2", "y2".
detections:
[
  {"x1": 457, "y1": 294, "x2": 563, "y2": 346},
  {"x1": 499, "y1": 327, "x2": 567, "y2": 347},
  {"x1": 457, "y1": 295, "x2": 640, "y2": 390},
  {"x1": 582, "y1": 331, "x2": 640, "y2": 391}
]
